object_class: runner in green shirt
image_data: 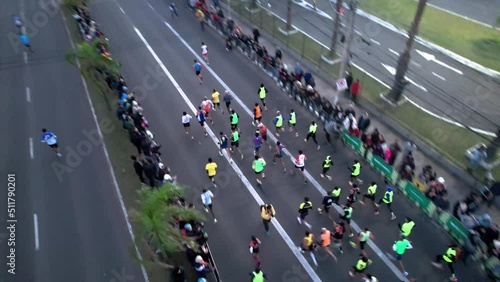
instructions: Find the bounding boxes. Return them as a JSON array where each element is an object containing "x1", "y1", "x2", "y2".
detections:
[
  {"x1": 390, "y1": 235, "x2": 411, "y2": 277},
  {"x1": 252, "y1": 155, "x2": 266, "y2": 185}
]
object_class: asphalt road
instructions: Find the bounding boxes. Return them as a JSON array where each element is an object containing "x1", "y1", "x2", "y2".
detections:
[
  {"x1": 264, "y1": 0, "x2": 500, "y2": 132},
  {"x1": 91, "y1": 0, "x2": 491, "y2": 281},
  {"x1": 0, "y1": 1, "x2": 145, "y2": 281},
  {"x1": 429, "y1": 0, "x2": 500, "y2": 25}
]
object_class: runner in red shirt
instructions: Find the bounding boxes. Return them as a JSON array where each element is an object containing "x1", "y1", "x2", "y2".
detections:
[{"x1": 257, "y1": 123, "x2": 271, "y2": 150}]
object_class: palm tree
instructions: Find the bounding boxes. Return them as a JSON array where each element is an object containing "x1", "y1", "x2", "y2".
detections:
[
  {"x1": 388, "y1": 0, "x2": 428, "y2": 103},
  {"x1": 327, "y1": 0, "x2": 343, "y2": 59},
  {"x1": 130, "y1": 184, "x2": 205, "y2": 269},
  {"x1": 286, "y1": 0, "x2": 293, "y2": 31}
]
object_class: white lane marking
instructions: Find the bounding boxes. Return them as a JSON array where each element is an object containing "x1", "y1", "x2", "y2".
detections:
[
  {"x1": 432, "y1": 72, "x2": 446, "y2": 81},
  {"x1": 411, "y1": 61, "x2": 421, "y2": 68},
  {"x1": 388, "y1": 48, "x2": 399, "y2": 56},
  {"x1": 29, "y1": 138, "x2": 34, "y2": 159},
  {"x1": 133, "y1": 25, "x2": 322, "y2": 282},
  {"x1": 119, "y1": 6, "x2": 125, "y2": 14},
  {"x1": 155, "y1": 12, "x2": 409, "y2": 280},
  {"x1": 416, "y1": 50, "x2": 463, "y2": 75},
  {"x1": 33, "y1": 214, "x2": 39, "y2": 250},
  {"x1": 381, "y1": 63, "x2": 428, "y2": 92},
  {"x1": 370, "y1": 38, "x2": 380, "y2": 45},
  {"x1": 26, "y1": 87, "x2": 31, "y2": 102},
  {"x1": 23, "y1": 52, "x2": 28, "y2": 64},
  {"x1": 60, "y1": 12, "x2": 151, "y2": 282}
]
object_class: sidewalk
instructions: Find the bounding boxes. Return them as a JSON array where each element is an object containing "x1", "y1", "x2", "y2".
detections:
[{"x1": 219, "y1": 4, "x2": 500, "y2": 224}]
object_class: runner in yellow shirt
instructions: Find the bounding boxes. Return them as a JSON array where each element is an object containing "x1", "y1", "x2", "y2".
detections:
[
  {"x1": 211, "y1": 89, "x2": 223, "y2": 113},
  {"x1": 205, "y1": 158, "x2": 218, "y2": 187}
]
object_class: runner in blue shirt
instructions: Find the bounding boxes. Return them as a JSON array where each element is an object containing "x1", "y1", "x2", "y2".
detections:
[
  {"x1": 252, "y1": 132, "x2": 263, "y2": 157},
  {"x1": 218, "y1": 132, "x2": 231, "y2": 160},
  {"x1": 272, "y1": 141, "x2": 286, "y2": 173},
  {"x1": 193, "y1": 59, "x2": 203, "y2": 84},
  {"x1": 40, "y1": 128, "x2": 62, "y2": 157},
  {"x1": 19, "y1": 33, "x2": 33, "y2": 52},
  {"x1": 196, "y1": 106, "x2": 208, "y2": 136}
]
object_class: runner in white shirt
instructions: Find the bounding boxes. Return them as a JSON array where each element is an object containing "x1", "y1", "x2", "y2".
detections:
[
  {"x1": 201, "y1": 42, "x2": 209, "y2": 64},
  {"x1": 291, "y1": 150, "x2": 307, "y2": 184},
  {"x1": 200, "y1": 97, "x2": 214, "y2": 125},
  {"x1": 181, "y1": 111, "x2": 194, "y2": 139},
  {"x1": 201, "y1": 189, "x2": 217, "y2": 223}
]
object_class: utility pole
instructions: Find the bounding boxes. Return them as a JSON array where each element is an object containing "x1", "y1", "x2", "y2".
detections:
[
  {"x1": 333, "y1": 0, "x2": 357, "y2": 104},
  {"x1": 338, "y1": 0, "x2": 356, "y2": 79}
]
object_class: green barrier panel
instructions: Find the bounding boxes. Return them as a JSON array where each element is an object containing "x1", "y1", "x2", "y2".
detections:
[
  {"x1": 403, "y1": 181, "x2": 437, "y2": 218},
  {"x1": 342, "y1": 131, "x2": 362, "y2": 154},
  {"x1": 372, "y1": 155, "x2": 399, "y2": 183},
  {"x1": 447, "y1": 215, "x2": 470, "y2": 245}
]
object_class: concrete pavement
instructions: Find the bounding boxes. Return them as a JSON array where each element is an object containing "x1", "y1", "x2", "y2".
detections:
[
  {"x1": 265, "y1": 0, "x2": 500, "y2": 132},
  {"x1": 89, "y1": 0, "x2": 490, "y2": 280},
  {"x1": 0, "y1": 1, "x2": 146, "y2": 281}
]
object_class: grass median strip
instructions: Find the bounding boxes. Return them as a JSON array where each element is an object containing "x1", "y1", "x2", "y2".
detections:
[
  {"x1": 359, "y1": 0, "x2": 500, "y2": 72},
  {"x1": 230, "y1": 1, "x2": 499, "y2": 182}
]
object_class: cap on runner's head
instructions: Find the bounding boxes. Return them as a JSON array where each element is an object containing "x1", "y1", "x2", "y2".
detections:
[
  {"x1": 225, "y1": 90, "x2": 229, "y2": 94},
  {"x1": 321, "y1": 227, "x2": 327, "y2": 232},
  {"x1": 258, "y1": 123, "x2": 264, "y2": 128},
  {"x1": 204, "y1": 96, "x2": 208, "y2": 100},
  {"x1": 276, "y1": 111, "x2": 280, "y2": 114},
  {"x1": 197, "y1": 278, "x2": 207, "y2": 282},
  {"x1": 195, "y1": 255, "x2": 203, "y2": 263},
  {"x1": 386, "y1": 186, "x2": 393, "y2": 191},
  {"x1": 437, "y1": 177, "x2": 445, "y2": 184},
  {"x1": 184, "y1": 223, "x2": 192, "y2": 230}
]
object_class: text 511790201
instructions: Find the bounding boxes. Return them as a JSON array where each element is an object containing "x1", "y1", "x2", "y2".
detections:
[{"x1": 7, "y1": 174, "x2": 16, "y2": 274}]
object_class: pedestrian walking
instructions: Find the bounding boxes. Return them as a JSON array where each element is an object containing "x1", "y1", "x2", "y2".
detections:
[
  {"x1": 201, "y1": 188, "x2": 217, "y2": 223},
  {"x1": 249, "y1": 236, "x2": 262, "y2": 266},
  {"x1": 304, "y1": 121, "x2": 320, "y2": 150},
  {"x1": 223, "y1": 90, "x2": 232, "y2": 112},
  {"x1": 388, "y1": 235, "x2": 412, "y2": 277},
  {"x1": 131, "y1": 155, "x2": 146, "y2": 183},
  {"x1": 218, "y1": 132, "x2": 231, "y2": 160},
  {"x1": 291, "y1": 150, "x2": 308, "y2": 184},
  {"x1": 193, "y1": 59, "x2": 203, "y2": 84},
  {"x1": 375, "y1": 186, "x2": 396, "y2": 220},
  {"x1": 182, "y1": 111, "x2": 194, "y2": 139},
  {"x1": 260, "y1": 203, "x2": 275, "y2": 235},
  {"x1": 351, "y1": 79, "x2": 361, "y2": 103},
  {"x1": 230, "y1": 109, "x2": 240, "y2": 132},
  {"x1": 332, "y1": 221, "x2": 345, "y2": 254},
  {"x1": 253, "y1": 103, "x2": 262, "y2": 126},
  {"x1": 196, "y1": 106, "x2": 208, "y2": 137},
  {"x1": 205, "y1": 158, "x2": 218, "y2": 187},
  {"x1": 317, "y1": 227, "x2": 338, "y2": 262},
  {"x1": 320, "y1": 155, "x2": 333, "y2": 180},
  {"x1": 257, "y1": 83, "x2": 268, "y2": 111},
  {"x1": 19, "y1": 32, "x2": 33, "y2": 52},
  {"x1": 360, "y1": 182, "x2": 378, "y2": 212},
  {"x1": 340, "y1": 202, "x2": 354, "y2": 237},
  {"x1": 201, "y1": 42, "x2": 209, "y2": 64},
  {"x1": 349, "y1": 254, "x2": 370, "y2": 278},
  {"x1": 356, "y1": 227, "x2": 375, "y2": 257},
  {"x1": 272, "y1": 141, "x2": 286, "y2": 173},
  {"x1": 431, "y1": 244, "x2": 460, "y2": 281},
  {"x1": 398, "y1": 217, "x2": 415, "y2": 237},
  {"x1": 200, "y1": 97, "x2": 214, "y2": 125},
  {"x1": 273, "y1": 111, "x2": 284, "y2": 137},
  {"x1": 288, "y1": 109, "x2": 299, "y2": 137},
  {"x1": 297, "y1": 197, "x2": 313, "y2": 229},
  {"x1": 249, "y1": 267, "x2": 268, "y2": 281},
  {"x1": 252, "y1": 155, "x2": 266, "y2": 185},
  {"x1": 349, "y1": 160, "x2": 363, "y2": 185},
  {"x1": 230, "y1": 128, "x2": 244, "y2": 160},
  {"x1": 252, "y1": 132, "x2": 263, "y2": 157},
  {"x1": 211, "y1": 89, "x2": 222, "y2": 112},
  {"x1": 299, "y1": 231, "x2": 318, "y2": 266},
  {"x1": 40, "y1": 128, "x2": 62, "y2": 157},
  {"x1": 169, "y1": 2, "x2": 179, "y2": 18}
]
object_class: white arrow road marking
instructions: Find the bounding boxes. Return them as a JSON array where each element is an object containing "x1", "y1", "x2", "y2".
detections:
[
  {"x1": 432, "y1": 72, "x2": 446, "y2": 81},
  {"x1": 416, "y1": 49, "x2": 463, "y2": 75},
  {"x1": 388, "y1": 48, "x2": 399, "y2": 56},
  {"x1": 381, "y1": 63, "x2": 428, "y2": 92}
]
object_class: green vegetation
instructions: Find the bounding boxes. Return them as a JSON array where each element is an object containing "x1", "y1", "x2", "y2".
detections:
[
  {"x1": 62, "y1": 4, "x2": 201, "y2": 281},
  {"x1": 230, "y1": 1, "x2": 499, "y2": 181},
  {"x1": 359, "y1": 0, "x2": 500, "y2": 71}
]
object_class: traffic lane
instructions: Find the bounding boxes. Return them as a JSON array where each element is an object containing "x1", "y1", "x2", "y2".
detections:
[
  {"x1": 114, "y1": 3, "x2": 415, "y2": 280},
  {"x1": 129, "y1": 6, "x2": 487, "y2": 280},
  {"x1": 89, "y1": 8, "x2": 313, "y2": 281},
  {"x1": 269, "y1": 0, "x2": 500, "y2": 127},
  {"x1": 22, "y1": 6, "x2": 145, "y2": 282}
]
